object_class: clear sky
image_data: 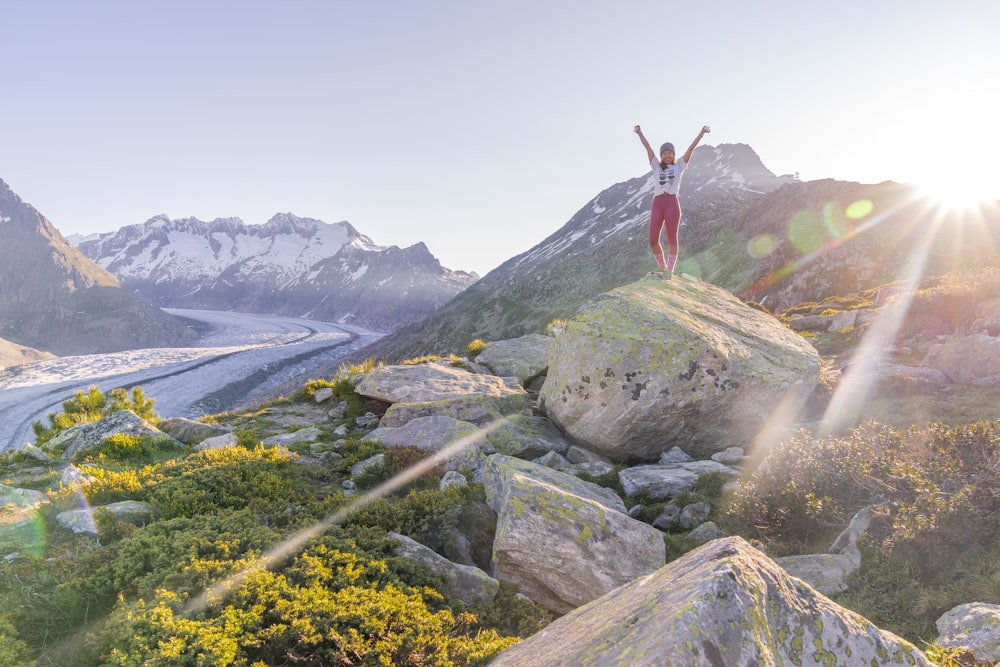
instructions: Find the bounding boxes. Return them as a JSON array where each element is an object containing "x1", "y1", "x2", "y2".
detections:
[{"x1": 4, "y1": 1, "x2": 998, "y2": 276}]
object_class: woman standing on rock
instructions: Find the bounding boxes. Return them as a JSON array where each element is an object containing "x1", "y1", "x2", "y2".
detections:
[{"x1": 634, "y1": 124, "x2": 710, "y2": 278}]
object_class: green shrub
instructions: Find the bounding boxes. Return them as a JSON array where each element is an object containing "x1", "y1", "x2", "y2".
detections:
[
  {"x1": 348, "y1": 486, "x2": 468, "y2": 554},
  {"x1": 32, "y1": 386, "x2": 159, "y2": 446},
  {"x1": 337, "y1": 358, "x2": 382, "y2": 378},
  {"x1": 725, "y1": 420, "x2": 1000, "y2": 641},
  {"x1": 0, "y1": 614, "x2": 32, "y2": 667},
  {"x1": 353, "y1": 446, "x2": 441, "y2": 490},
  {"x1": 80, "y1": 433, "x2": 183, "y2": 465},
  {"x1": 474, "y1": 581, "x2": 552, "y2": 638},
  {"x1": 543, "y1": 319, "x2": 567, "y2": 337},
  {"x1": 293, "y1": 378, "x2": 335, "y2": 400},
  {"x1": 91, "y1": 540, "x2": 518, "y2": 667},
  {"x1": 722, "y1": 424, "x2": 892, "y2": 555}
]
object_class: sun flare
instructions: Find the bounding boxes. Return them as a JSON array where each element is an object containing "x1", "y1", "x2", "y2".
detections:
[{"x1": 915, "y1": 171, "x2": 997, "y2": 213}]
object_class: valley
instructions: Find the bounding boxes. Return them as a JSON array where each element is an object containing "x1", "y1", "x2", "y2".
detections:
[{"x1": 0, "y1": 309, "x2": 382, "y2": 452}]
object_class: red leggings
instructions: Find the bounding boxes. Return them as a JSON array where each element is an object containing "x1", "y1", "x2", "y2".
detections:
[{"x1": 649, "y1": 194, "x2": 681, "y2": 268}]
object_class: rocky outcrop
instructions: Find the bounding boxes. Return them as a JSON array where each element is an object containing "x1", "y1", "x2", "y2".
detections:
[
  {"x1": 936, "y1": 603, "x2": 1000, "y2": 664},
  {"x1": 388, "y1": 532, "x2": 500, "y2": 606},
  {"x1": 475, "y1": 334, "x2": 552, "y2": 387},
  {"x1": 354, "y1": 361, "x2": 527, "y2": 405},
  {"x1": 157, "y1": 417, "x2": 230, "y2": 445},
  {"x1": 484, "y1": 454, "x2": 663, "y2": 614},
  {"x1": 41, "y1": 410, "x2": 182, "y2": 461},
  {"x1": 539, "y1": 278, "x2": 820, "y2": 461},
  {"x1": 0, "y1": 179, "x2": 196, "y2": 355},
  {"x1": 923, "y1": 333, "x2": 1000, "y2": 385},
  {"x1": 488, "y1": 536, "x2": 932, "y2": 666}
]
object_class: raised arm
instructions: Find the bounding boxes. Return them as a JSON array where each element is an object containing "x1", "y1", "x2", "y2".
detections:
[
  {"x1": 682, "y1": 126, "x2": 711, "y2": 164},
  {"x1": 634, "y1": 125, "x2": 655, "y2": 164}
]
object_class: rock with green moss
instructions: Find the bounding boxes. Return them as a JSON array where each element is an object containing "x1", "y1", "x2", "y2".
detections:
[
  {"x1": 539, "y1": 279, "x2": 820, "y2": 461},
  {"x1": 379, "y1": 393, "x2": 531, "y2": 427},
  {"x1": 935, "y1": 603, "x2": 1000, "y2": 664},
  {"x1": 484, "y1": 454, "x2": 625, "y2": 514},
  {"x1": 475, "y1": 333, "x2": 552, "y2": 386},
  {"x1": 485, "y1": 413, "x2": 573, "y2": 459},
  {"x1": 354, "y1": 361, "x2": 527, "y2": 403},
  {"x1": 0, "y1": 484, "x2": 49, "y2": 526},
  {"x1": 489, "y1": 536, "x2": 932, "y2": 666},
  {"x1": 157, "y1": 417, "x2": 230, "y2": 445},
  {"x1": 43, "y1": 410, "x2": 181, "y2": 461},
  {"x1": 485, "y1": 454, "x2": 662, "y2": 614},
  {"x1": 360, "y1": 415, "x2": 487, "y2": 474},
  {"x1": 388, "y1": 532, "x2": 500, "y2": 606}
]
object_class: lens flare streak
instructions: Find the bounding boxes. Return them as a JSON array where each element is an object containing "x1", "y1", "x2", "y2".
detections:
[{"x1": 182, "y1": 419, "x2": 504, "y2": 617}]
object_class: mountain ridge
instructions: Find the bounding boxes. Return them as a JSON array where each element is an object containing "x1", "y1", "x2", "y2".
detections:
[
  {"x1": 333, "y1": 144, "x2": 999, "y2": 369},
  {"x1": 73, "y1": 212, "x2": 478, "y2": 332},
  {"x1": 0, "y1": 178, "x2": 196, "y2": 355}
]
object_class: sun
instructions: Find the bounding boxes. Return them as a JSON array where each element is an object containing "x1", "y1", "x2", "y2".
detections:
[{"x1": 915, "y1": 170, "x2": 998, "y2": 213}]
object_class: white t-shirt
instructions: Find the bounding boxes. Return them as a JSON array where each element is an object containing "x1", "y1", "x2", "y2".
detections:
[{"x1": 650, "y1": 156, "x2": 686, "y2": 196}]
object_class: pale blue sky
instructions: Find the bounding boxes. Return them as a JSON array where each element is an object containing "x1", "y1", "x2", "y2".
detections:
[{"x1": 4, "y1": 1, "x2": 997, "y2": 276}]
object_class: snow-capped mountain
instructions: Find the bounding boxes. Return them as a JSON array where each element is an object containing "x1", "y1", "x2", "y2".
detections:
[{"x1": 72, "y1": 214, "x2": 478, "y2": 332}]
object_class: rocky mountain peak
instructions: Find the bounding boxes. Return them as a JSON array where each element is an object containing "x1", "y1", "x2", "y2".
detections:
[
  {"x1": 73, "y1": 211, "x2": 477, "y2": 332},
  {"x1": 0, "y1": 179, "x2": 196, "y2": 355}
]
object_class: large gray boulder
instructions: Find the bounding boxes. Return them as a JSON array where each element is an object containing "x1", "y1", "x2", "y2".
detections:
[
  {"x1": 475, "y1": 334, "x2": 552, "y2": 386},
  {"x1": 923, "y1": 333, "x2": 1000, "y2": 385},
  {"x1": 388, "y1": 532, "x2": 499, "y2": 606},
  {"x1": 484, "y1": 455, "x2": 663, "y2": 614},
  {"x1": 488, "y1": 536, "x2": 931, "y2": 667},
  {"x1": 539, "y1": 279, "x2": 820, "y2": 460},
  {"x1": 360, "y1": 416, "x2": 487, "y2": 475},
  {"x1": 354, "y1": 361, "x2": 527, "y2": 403},
  {"x1": 618, "y1": 460, "x2": 739, "y2": 501},
  {"x1": 157, "y1": 417, "x2": 230, "y2": 445},
  {"x1": 936, "y1": 603, "x2": 1000, "y2": 664}
]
